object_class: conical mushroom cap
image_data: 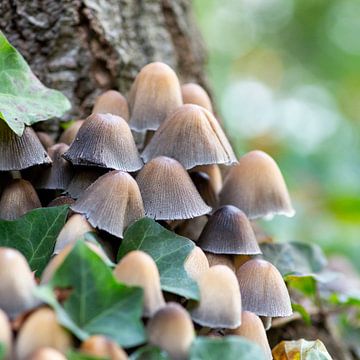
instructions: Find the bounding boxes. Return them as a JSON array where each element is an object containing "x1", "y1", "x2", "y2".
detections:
[
  {"x1": 229, "y1": 311, "x2": 272, "y2": 360},
  {"x1": 93, "y1": 90, "x2": 130, "y2": 121},
  {"x1": 34, "y1": 143, "x2": 73, "y2": 190},
  {"x1": 147, "y1": 302, "x2": 195, "y2": 360},
  {"x1": 27, "y1": 348, "x2": 67, "y2": 360},
  {"x1": 114, "y1": 250, "x2": 165, "y2": 317},
  {"x1": 71, "y1": 171, "x2": 144, "y2": 238},
  {"x1": 219, "y1": 150, "x2": 295, "y2": 219},
  {"x1": 190, "y1": 265, "x2": 241, "y2": 328},
  {"x1": 191, "y1": 164, "x2": 222, "y2": 194},
  {"x1": 59, "y1": 120, "x2": 84, "y2": 145},
  {"x1": 136, "y1": 156, "x2": 211, "y2": 220},
  {"x1": 236, "y1": 259, "x2": 292, "y2": 317},
  {"x1": 0, "y1": 248, "x2": 40, "y2": 318},
  {"x1": 197, "y1": 205, "x2": 261, "y2": 255},
  {"x1": 129, "y1": 62, "x2": 182, "y2": 131},
  {"x1": 0, "y1": 309, "x2": 12, "y2": 360},
  {"x1": 184, "y1": 246, "x2": 209, "y2": 281},
  {"x1": 63, "y1": 113, "x2": 143, "y2": 172},
  {"x1": 0, "y1": 179, "x2": 41, "y2": 220},
  {"x1": 142, "y1": 104, "x2": 237, "y2": 169},
  {"x1": 15, "y1": 307, "x2": 73, "y2": 360},
  {"x1": 181, "y1": 83, "x2": 213, "y2": 113},
  {"x1": 0, "y1": 121, "x2": 51, "y2": 171}
]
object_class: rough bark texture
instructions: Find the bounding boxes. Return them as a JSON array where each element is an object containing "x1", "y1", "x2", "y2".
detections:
[{"x1": 0, "y1": 0, "x2": 207, "y2": 124}]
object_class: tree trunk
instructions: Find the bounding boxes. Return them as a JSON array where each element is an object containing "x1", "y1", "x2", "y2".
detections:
[{"x1": 0, "y1": 0, "x2": 208, "y2": 123}]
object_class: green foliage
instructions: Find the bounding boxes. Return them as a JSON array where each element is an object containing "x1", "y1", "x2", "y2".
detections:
[
  {"x1": 130, "y1": 346, "x2": 171, "y2": 360},
  {"x1": 292, "y1": 303, "x2": 312, "y2": 325},
  {"x1": 0, "y1": 32, "x2": 71, "y2": 136},
  {"x1": 0, "y1": 343, "x2": 5, "y2": 360},
  {"x1": 37, "y1": 241, "x2": 146, "y2": 348},
  {"x1": 118, "y1": 218, "x2": 199, "y2": 300},
  {"x1": 0, "y1": 205, "x2": 68, "y2": 275}
]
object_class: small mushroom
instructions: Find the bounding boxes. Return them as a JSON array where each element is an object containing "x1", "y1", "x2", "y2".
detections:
[
  {"x1": 147, "y1": 302, "x2": 195, "y2": 360},
  {"x1": 36, "y1": 132, "x2": 55, "y2": 149},
  {"x1": 197, "y1": 205, "x2": 261, "y2": 255},
  {"x1": 205, "y1": 252, "x2": 235, "y2": 272},
  {"x1": 142, "y1": 104, "x2": 237, "y2": 169},
  {"x1": 47, "y1": 195, "x2": 75, "y2": 208},
  {"x1": 0, "y1": 179, "x2": 41, "y2": 220},
  {"x1": 63, "y1": 113, "x2": 143, "y2": 172},
  {"x1": 190, "y1": 164, "x2": 222, "y2": 194},
  {"x1": 184, "y1": 246, "x2": 209, "y2": 281},
  {"x1": 181, "y1": 83, "x2": 213, "y2": 113},
  {"x1": 93, "y1": 90, "x2": 130, "y2": 121},
  {"x1": 0, "y1": 309, "x2": 12, "y2": 360},
  {"x1": 128, "y1": 62, "x2": 182, "y2": 131},
  {"x1": 174, "y1": 216, "x2": 208, "y2": 242},
  {"x1": 114, "y1": 251, "x2": 165, "y2": 317},
  {"x1": 190, "y1": 265, "x2": 241, "y2": 329},
  {"x1": 219, "y1": 150, "x2": 295, "y2": 219},
  {"x1": 27, "y1": 348, "x2": 67, "y2": 360},
  {"x1": 189, "y1": 171, "x2": 218, "y2": 208},
  {"x1": 136, "y1": 156, "x2": 211, "y2": 220},
  {"x1": 71, "y1": 171, "x2": 144, "y2": 238},
  {"x1": 59, "y1": 120, "x2": 84, "y2": 145}
]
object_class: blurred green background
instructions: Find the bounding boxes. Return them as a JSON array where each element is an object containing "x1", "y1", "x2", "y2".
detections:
[{"x1": 194, "y1": 0, "x2": 360, "y2": 270}]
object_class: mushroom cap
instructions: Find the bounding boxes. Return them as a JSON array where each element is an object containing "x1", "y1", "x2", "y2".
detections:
[
  {"x1": 34, "y1": 143, "x2": 73, "y2": 190},
  {"x1": 114, "y1": 250, "x2": 165, "y2": 317},
  {"x1": 197, "y1": 205, "x2": 261, "y2": 255},
  {"x1": 15, "y1": 307, "x2": 73, "y2": 360},
  {"x1": 142, "y1": 104, "x2": 237, "y2": 169},
  {"x1": 93, "y1": 90, "x2": 130, "y2": 121},
  {"x1": 191, "y1": 164, "x2": 222, "y2": 194},
  {"x1": 147, "y1": 302, "x2": 195, "y2": 360},
  {"x1": 181, "y1": 83, "x2": 213, "y2": 113},
  {"x1": 36, "y1": 132, "x2": 55, "y2": 149},
  {"x1": 59, "y1": 120, "x2": 84, "y2": 145},
  {"x1": 175, "y1": 216, "x2": 208, "y2": 242},
  {"x1": 0, "y1": 309, "x2": 12, "y2": 359},
  {"x1": 0, "y1": 248, "x2": 40, "y2": 318},
  {"x1": 136, "y1": 156, "x2": 211, "y2": 220},
  {"x1": 229, "y1": 311, "x2": 272, "y2": 360},
  {"x1": 0, "y1": 121, "x2": 51, "y2": 171},
  {"x1": 129, "y1": 62, "x2": 183, "y2": 131},
  {"x1": 0, "y1": 179, "x2": 41, "y2": 220},
  {"x1": 27, "y1": 348, "x2": 67, "y2": 360},
  {"x1": 190, "y1": 265, "x2": 241, "y2": 329},
  {"x1": 236, "y1": 259, "x2": 292, "y2": 317},
  {"x1": 219, "y1": 150, "x2": 295, "y2": 219},
  {"x1": 63, "y1": 113, "x2": 143, "y2": 172},
  {"x1": 184, "y1": 246, "x2": 209, "y2": 281},
  {"x1": 47, "y1": 195, "x2": 75, "y2": 208},
  {"x1": 71, "y1": 170, "x2": 144, "y2": 238},
  {"x1": 205, "y1": 252, "x2": 235, "y2": 272}
]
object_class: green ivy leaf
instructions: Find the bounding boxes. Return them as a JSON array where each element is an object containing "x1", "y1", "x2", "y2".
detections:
[
  {"x1": 189, "y1": 336, "x2": 267, "y2": 360},
  {"x1": 0, "y1": 343, "x2": 5, "y2": 360},
  {"x1": 118, "y1": 218, "x2": 199, "y2": 300},
  {"x1": 36, "y1": 241, "x2": 146, "y2": 348},
  {"x1": 292, "y1": 303, "x2": 312, "y2": 325},
  {"x1": 0, "y1": 32, "x2": 71, "y2": 136},
  {"x1": 285, "y1": 274, "x2": 317, "y2": 297},
  {"x1": 0, "y1": 205, "x2": 68, "y2": 275},
  {"x1": 130, "y1": 346, "x2": 171, "y2": 360}
]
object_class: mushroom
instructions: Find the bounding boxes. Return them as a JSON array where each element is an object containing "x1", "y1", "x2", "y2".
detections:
[
  {"x1": 93, "y1": 90, "x2": 130, "y2": 121},
  {"x1": 58, "y1": 120, "x2": 84, "y2": 145},
  {"x1": 205, "y1": 252, "x2": 235, "y2": 272},
  {"x1": 27, "y1": 348, "x2": 67, "y2": 360},
  {"x1": 0, "y1": 309, "x2": 12, "y2": 360},
  {"x1": 142, "y1": 104, "x2": 237, "y2": 169},
  {"x1": 114, "y1": 250, "x2": 165, "y2": 317},
  {"x1": 47, "y1": 195, "x2": 75, "y2": 208},
  {"x1": 0, "y1": 248, "x2": 40, "y2": 318},
  {"x1": 15, "y1": 307, "x2": 74, "y2": 360},
  {"x1": 63, "y1": 113, "x2": 143, "y2": 172},
  {"x1": 219, "y1": 150, "x2": 295, "y2": 219},
  {"x1": 190, "y1": 265, "x2": 241, "y2": 329},
  {"x1": 128, "y1": 62, "x2": 182, "y2": 132},
  {"x1": 184, "y1": 246, "x2": 210, "y2": 281},
  {"x1": 36, "y1": 131, "x2": 55, "y2": 149},
  {"x1": 0, "y1": 179, "x2": 41, "y2": 220},
  {"x1": 181, "y1": 83, "x2": 213, "y2": 113},
  {"x1": 190, "y1": 164, "x2": 222, "y2": 194},
  {"x1": 197, "y1": 205, "x2": 261, "y2": 255},
  {"x1": 189, "y1": 171, "x2": 218, "y2": 208},
  {"x1": 174, "y1": 215, "x2": 208, "y2": 242},
  {"x1": 147, "y1": 302, "x2": 195, "y2": 360},
  {"x1": 136, "y1": 156, "x2": 211, "y2": 220},
  {"x1": 71, "y1": 171, "x2": 144, "y2": 238}
]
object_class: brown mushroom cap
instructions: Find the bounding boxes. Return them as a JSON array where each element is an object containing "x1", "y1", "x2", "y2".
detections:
[
  {"x1": 0, "y1": 179, "x2": 41, "y2": 220},
  {"x1": 27, "y1": 348, "x2": 68, "y2": 360},
  {"x1": 197, "y1": 205, "x2": 261, "y2": 255},
  {"x1": 0, "y1": 309, "x2": 12, "y2": 359},
  {"x1": 114, "y1": 250, "x2": 165, "y2": 317},
  {"x1": 93, "y1": 90, "x2": 130, "y2": 121},
  {"x1": 129, "y1": 62, "x2": 183, "y2": 131},
  {"x1": 184, "y1": 246, "x2": 209, "y2": 281},
  {"x1": 36, "y1": 132, "x2": 55, "y2": 149},
  {"x1": 0, "y1": 121, "x2": 51, "y2": 171},
  {"x1": 190, "y1": 265, "x2": 241, "y2": 329},
  {"x1": 181, "y1": 83, "x2": 213, "y2": 113},
  {"x1": 147, "y1": 302, "x2": 195, "y2": 360},
  {"x1": 59, "y1": 120, "x2": 84, "y2": 145},
  {"x1": 236, "y1": 259, "x2": 292, "y2": 317},
  {"x1": 142, "y1": 104, "x2": 237, "y2": 169},
  {"x1": 136, "y1": 156, "x2": 211, "y2": 220},
  {"x1": 191, "y1": 164, "x2": 222, "y2": 194},
  {"x1": 71, "y1": 170, "x2": 144, "y2": 238},
  {"x1": 219, "y1": 150, "x2": 295, "y2": 219},
  {"x1": 63, "y1": 113, "x2": 143, "y2": 171}
]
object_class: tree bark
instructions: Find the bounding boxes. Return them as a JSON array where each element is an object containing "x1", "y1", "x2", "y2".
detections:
[{"x1": 0, "y1": 0, "x2": 208, "y2": 122}]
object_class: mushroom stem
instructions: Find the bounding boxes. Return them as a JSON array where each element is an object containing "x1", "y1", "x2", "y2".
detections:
[
  {"x1": 260, "y1": 316, "x2": 272, "y2": 331},
  {"x1": 10, "y1": 171, "x2": 21, "y2": 179}
]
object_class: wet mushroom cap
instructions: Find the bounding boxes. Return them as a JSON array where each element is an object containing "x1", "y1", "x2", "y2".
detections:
[
  {"x1": 59, "y1": 120, "x2": 84, "y2": 145},
  {"x1": 142, "y1": 104, "x2": 237, "y2": 169},
  {"x1": 93, "y1": 90, "x2": 130, "y2": 121},
  {"x1": 181, "y1": 83, "x2": 213, "y2": 113}
]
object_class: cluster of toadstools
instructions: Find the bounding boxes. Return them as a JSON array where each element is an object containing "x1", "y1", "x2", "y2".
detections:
[{"x1": 0, "y1": 62, "x2": 296, "y2": 360}]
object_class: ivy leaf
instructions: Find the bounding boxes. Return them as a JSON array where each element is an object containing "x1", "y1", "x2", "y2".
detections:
[
  {"x1": 292, "y1": 303, "x2": 312, "y2": 325},
  {"x1": 0, "y1": 205, "x2": 68, "y2": 275},
  {"x1": 118, "y1": 218, "x2": 199, "y2": 300},
  {"x1": 36, "y1": 241, "x2": 146, "y2": 348},
  {"x1": 189, "y1": 336, "x2": 267, "y2": 360},
  {"x1": 0, "y1": 32, "x2": 71, "y2": 136},
  {"x1": 0, "y1": 343, "x2": 5, "y2": 360},
  {"x1": 130, "y1": 346, "x2": 171, "y2": 360}
]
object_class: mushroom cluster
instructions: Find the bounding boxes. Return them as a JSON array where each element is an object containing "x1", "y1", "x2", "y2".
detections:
[{"x1": 0, "y1": 61, "x2": 296, "y2": 359}]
